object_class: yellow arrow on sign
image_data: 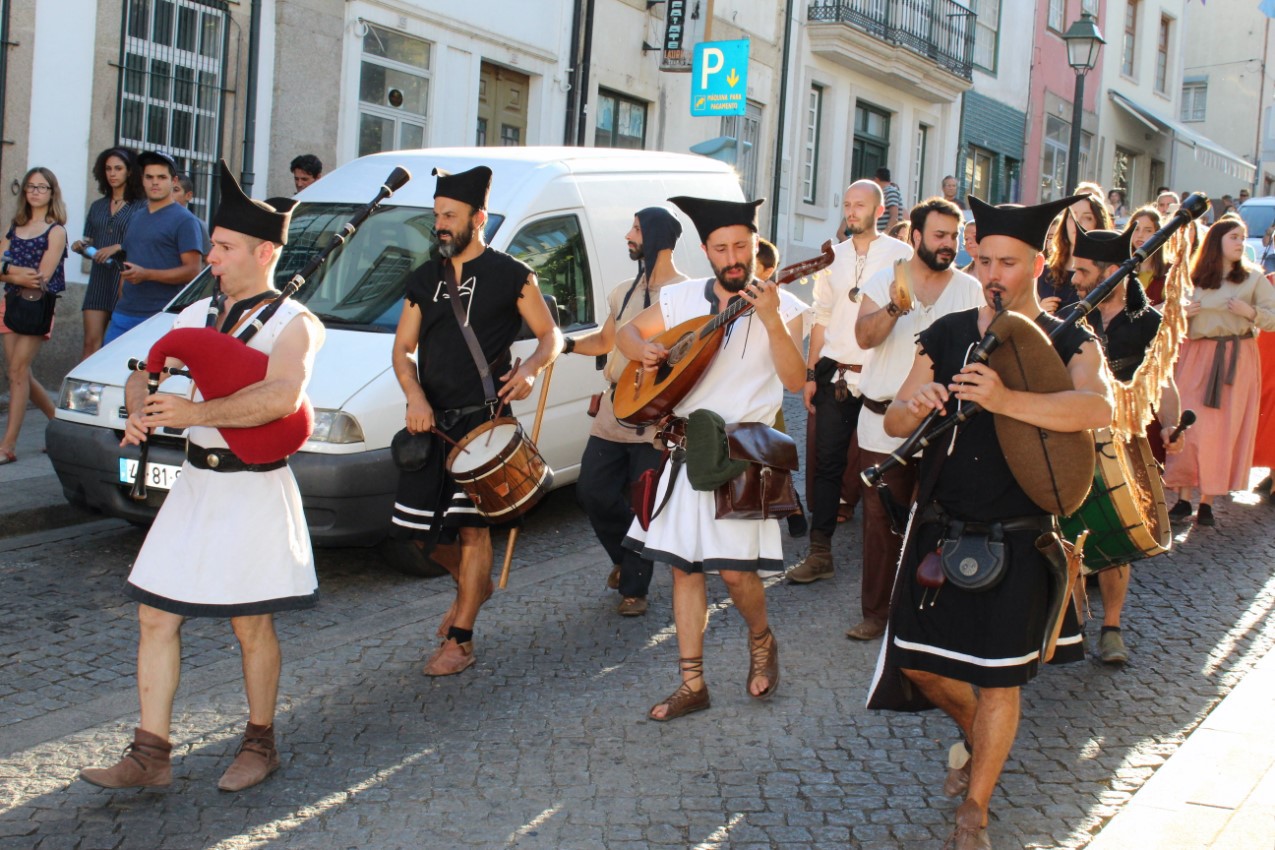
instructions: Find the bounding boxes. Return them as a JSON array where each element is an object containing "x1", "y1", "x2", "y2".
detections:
[{"x1": 727, "y1": 68, "x2": 740, "y2": 87}]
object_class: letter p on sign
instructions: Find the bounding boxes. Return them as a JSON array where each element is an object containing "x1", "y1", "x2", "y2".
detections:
[{"x1": 699, "y1": 48, "x2": 723, "y2": 90}]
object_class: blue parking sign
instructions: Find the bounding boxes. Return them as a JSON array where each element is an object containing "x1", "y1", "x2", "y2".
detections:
[{"x1": 691, "y1": 39, "x2": 749, "y2": 117}]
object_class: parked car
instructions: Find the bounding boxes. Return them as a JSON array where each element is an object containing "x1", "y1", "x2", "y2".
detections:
[
  {"x1": 47, "y1": 147, "x2": 744, "y2": 574},
  {"x1": 1238, "y1": 196, "x2": 1275, "y2": 270}
]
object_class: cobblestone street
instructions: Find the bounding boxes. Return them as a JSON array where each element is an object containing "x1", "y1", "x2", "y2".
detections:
[{"x1": 1, "y1": 399, "x2": 1273, "y2": 849}]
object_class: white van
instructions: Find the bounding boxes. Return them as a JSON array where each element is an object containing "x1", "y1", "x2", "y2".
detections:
[{"x1": 47, "y1": 147, "x2": 744, "y2": 573}]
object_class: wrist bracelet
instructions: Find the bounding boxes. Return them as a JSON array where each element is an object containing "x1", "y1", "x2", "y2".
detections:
[
  {"x1": 886, "y1": 302, "x2": 901, "y2": 317},
  {"x1": 563, "y1": 336, "x2": 575, "y2": 354},
  {"x1": 805, "y1": 367, "x2": 816, "y2": 382}
]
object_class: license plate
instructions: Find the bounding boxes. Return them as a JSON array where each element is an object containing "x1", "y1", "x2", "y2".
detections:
[{"x1": 119, "y1": 458, "x2": 183, "y2": 491}]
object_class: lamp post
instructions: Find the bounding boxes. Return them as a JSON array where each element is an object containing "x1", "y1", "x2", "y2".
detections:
[{"x1": 1062, "y1": 12, "x2": 1105, "y2": 197}]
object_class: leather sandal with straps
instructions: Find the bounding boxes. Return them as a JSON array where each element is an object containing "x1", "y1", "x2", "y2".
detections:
[
  {"x1": 747, "y1": 627, "x2": 780, "y2": 700},
  {"x1": 649, "y1": 657, "x2": 710, "y2": 722}
]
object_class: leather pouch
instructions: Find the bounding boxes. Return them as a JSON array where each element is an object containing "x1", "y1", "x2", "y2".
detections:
[
  {"x1": 587, "y1": 392, "x2": 602, "y2": 418},
  {"x1": 630, "y1": 450, "x2": 670, "y2": 531},
  {"x1": 916, "y1": 549, "x2": 945, "y2": 589},
  {"x1": 713, "y1": 423, "x2": 800, "y2": 520},
  {"x1": 390, "y1": 428, "x2": 433, "y2": 471},
  {"x1": 939, "y1": 523, "x2": 1007, "y2": 591}
]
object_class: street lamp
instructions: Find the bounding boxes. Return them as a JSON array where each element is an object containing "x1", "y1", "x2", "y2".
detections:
[{"x1": 1062, "y1": 12, "x2": 1105, "y2": 197}]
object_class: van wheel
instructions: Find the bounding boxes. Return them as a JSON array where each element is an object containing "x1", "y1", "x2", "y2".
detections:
[{"x1": 377, "y1": 538, "x2": 453, "y2": 578}]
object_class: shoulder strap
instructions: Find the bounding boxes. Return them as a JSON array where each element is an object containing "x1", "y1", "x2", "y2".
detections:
[{"x1": 442, "y1": 260, "x2": 498, "y2": 405}]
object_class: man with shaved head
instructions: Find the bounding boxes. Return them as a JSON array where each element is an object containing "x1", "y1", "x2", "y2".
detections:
[{"x1": 788, "y1": 180, "x2": 911, "y2": 583}]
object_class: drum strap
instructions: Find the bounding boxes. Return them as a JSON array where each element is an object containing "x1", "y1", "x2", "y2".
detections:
[{"x1": 441, "y1": 261, "x2": 499, "y2": 407}]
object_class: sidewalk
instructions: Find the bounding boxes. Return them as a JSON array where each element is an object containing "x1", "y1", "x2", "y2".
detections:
[{"x1": 2, "y1": 402, "x2": 1273, "y2": 848}]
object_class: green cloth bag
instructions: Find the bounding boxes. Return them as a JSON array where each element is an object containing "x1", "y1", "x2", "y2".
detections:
[{"x1": 685, "y1": 409, "x2": 748, "y2": 491}]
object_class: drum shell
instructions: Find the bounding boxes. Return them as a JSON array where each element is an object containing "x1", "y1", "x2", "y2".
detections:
[
  {"x1": 445, "y1": 417, "x2": 553, "y2": 521},
  {"x1": 1060, "y1": 427, "x2": 1171, "y2": 573}
]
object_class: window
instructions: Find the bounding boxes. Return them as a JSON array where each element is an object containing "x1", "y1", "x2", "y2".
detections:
[
  {"x1": 117, "y1": 0, "x2": 229, "y2": 223},
  {"x1": 1181, "y1": 81, "x2": 1208, "y2": 122},
  {"x1": 1041, "y1": 114, "x2": 1090, "y2": 201},
  {"x1": 1048, "y1": 0, "x2": 1066, "y2": 32},
  {"x1": 358, "y1": 24, "x2": 430, "y2": 157},
  {"x1": 964, "y1": 146, "x2": 994, "y2": 202},
  {"x1": 973, "y1": 0, "x2": 1000, "y2": 72},
  {"x1": 801, "y1": 85, "x2": 823, "y2": 204},
  {"x1": 1155, "y1": 16, "x2": 1171, "y2": 94},
  {"x1": 852, "y1": 102, "x2": 891, "y2": 183},
  {"x1": 507, "y1": 215, "x2": 594, "y2": 333},
  {"x1": 1122, "y1": 0, "x2": 1138, "y2": 78},
  {"x1": 722, "y1": 102, "x2": 763, "y2": 200},
  {"x1": 595, "y1": 90, "x2": 647, "y2": 150}
]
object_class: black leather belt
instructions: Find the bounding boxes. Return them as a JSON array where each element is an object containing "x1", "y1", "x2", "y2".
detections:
[
  {"x1": 861, "y1": 396, "x2": 891, "y2": 416},
  {"x1": 437, "y1": 404, "x2": 488, "y2": 431},
  {"x1": 186, "y1": 443, "x2": 288, "y2": 473},
  {"x1": 918, "y1": 503, "x2": 1056, "y2": 536}
]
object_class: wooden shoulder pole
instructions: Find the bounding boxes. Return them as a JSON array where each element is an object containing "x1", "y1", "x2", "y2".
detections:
[{"x1": 498, "y1": 361, "x2": 555, "y2": 589}]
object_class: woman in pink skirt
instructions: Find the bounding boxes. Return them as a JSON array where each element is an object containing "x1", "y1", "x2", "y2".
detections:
[
  {"x1": 1254, "y1": 315, "x2": 1275, "y2": 502},
  {"x1": 1165, "y1": 216, "x2": 1275, "y2": 526}
]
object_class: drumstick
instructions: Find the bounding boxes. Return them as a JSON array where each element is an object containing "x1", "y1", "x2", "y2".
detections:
[
  {"x1": 498, "y1": 359, "x2": 554, "y2": 590},
  {"x1": 430, "y1": 426, "x2": 470, "y2": 455},
  {"x1": 1168, "y1": 409, "x2": 1196, "y2": 443},
  {"x1": 486, "y1": 357, "x2": 523, "y2": 449}
]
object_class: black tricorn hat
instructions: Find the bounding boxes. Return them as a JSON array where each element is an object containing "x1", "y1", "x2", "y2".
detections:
[
  {"x1": 968, "y1": 193, "x2": 1087, "y2": 252},
  {"x1": 210, "y1": 159, "x2": 292, "y2": 244},
  {"x1": 668, "y1": 196, "x2": 764, "y2": 244},
  {"x1": 264, "y1": 197, "x2": 299, "y2": 215},
  {"x1": 1072, "y1": 219, "x2": 1135, "y2": 265},
  {"x1": 432, "y1": 165, "x2": 492, "y2": 211}
]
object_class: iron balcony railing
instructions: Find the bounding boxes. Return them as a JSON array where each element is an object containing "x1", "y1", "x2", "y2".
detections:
[{"x1": 808, "y1": 0, "x2": 975, "y2": 81}]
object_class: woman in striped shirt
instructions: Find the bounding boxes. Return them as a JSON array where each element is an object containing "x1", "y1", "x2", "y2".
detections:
[{"x1": 71, "y1": 147, "x2": 142, "y2": 359}]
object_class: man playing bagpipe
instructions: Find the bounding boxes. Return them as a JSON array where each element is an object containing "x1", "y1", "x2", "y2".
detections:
[{"x1": 81, "y1": 162, "x2": 325, "y2": 792}]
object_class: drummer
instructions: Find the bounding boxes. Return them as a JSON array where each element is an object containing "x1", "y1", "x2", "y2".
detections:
[
  {"x1": 1069, "y1": 219, "x2": 1181, "y2": 664},
  {"x1": 391, "y1": 165, "x2": 562, "y2": 676}
]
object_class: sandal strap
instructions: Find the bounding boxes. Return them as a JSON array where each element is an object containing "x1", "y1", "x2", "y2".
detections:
[{"x1": 677, "y1": 656, "x2": 704, "y2": 683}]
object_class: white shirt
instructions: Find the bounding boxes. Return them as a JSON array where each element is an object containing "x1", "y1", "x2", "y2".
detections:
[
  {"x1": 856, "y1": 264, "x2": 984, "y2": 454},
  {"x1": 812, "y1": 234, "x2": 913, "y2": 371}
]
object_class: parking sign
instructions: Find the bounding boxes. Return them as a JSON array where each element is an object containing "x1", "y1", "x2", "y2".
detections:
[{"x1": 691, "y1": 39, "x2": 749, "y2": 117}]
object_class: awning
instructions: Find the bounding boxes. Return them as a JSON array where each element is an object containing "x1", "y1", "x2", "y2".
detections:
[{"x1": 1110, "y1": 91, "x2": 1256, "y2": 182}]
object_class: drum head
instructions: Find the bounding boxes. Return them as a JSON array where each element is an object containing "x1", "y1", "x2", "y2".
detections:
[{"x1": 448, "y1": 419, "x2": 521, "y2": 475}]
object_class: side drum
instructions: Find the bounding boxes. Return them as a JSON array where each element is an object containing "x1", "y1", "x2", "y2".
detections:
[
  {"x1": 446, "y1": 417, "x2": 554, "y2": 521},
  {"x1": 1059, "y1": 427, "x2": 1171, "y2": 574}
]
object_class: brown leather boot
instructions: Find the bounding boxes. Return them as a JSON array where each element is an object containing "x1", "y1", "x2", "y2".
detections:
[
  {"x1": 217, "y1": 722, "x2": 280, "y2": 792},
  {"x1": 79, "y1": 728, "x2": 172, "y2": 789},
  {"x1": 787, "y1": 530, "x2": 834, "y2": 583}
]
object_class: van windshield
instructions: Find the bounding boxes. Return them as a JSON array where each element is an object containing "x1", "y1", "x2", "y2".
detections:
[{"x1": 168, "y1": 203, "x2": 504, "y2": 331}]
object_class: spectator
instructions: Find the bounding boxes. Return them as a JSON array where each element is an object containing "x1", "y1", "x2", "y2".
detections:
[
  {"x1": 104, "y1": 151, "x2": 204, "y2": 345},
  {"x1": 1155, "y1": 191, "x2": 1179, "y2": 218},
  {"x1": 1039, "y1": 193, "x2": 1112, "y2": 313},
  {"x1": 291, "y1": 154, "x2": 323, "y2": 193},
  {"x1": 171, "y1": 173, "x2": 211, "y2": 254},
  {"x1": 940, "y1": 175, "x2": 966, "y2": 210},
  {"x1": 1107, "y1": 188, "x2": 1129, "y2": 222},
  {"x1": 1129, "y1": 205, "x2": 1168, "y2": 304},
  {"x1": 71, "y1": 146, "x2": 142, "y2": 359},
  {"x1": 1165, "y1": 217, "x2": 1275, "y2": 527},
  {"x1": 959, "y1": 219, "x2": 978, "y2": 274},
  {"x1": 874, "y1": 167, "x2": 902, "y2": 232},
  {"x1": 1238, "y1": 188, "x2": 1251, "y2": 205},
  {"x1": 887, "y1": 220, "x2": 910, "y2": 242},
  {"x1": 0, "y1": 167, "x2": 67, "y2": 462}
]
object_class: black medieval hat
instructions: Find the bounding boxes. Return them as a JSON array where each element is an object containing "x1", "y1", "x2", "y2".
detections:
[
  {"x1": 432, "y1": 165, "x2": 492, "y2": 211},
  {"x1": 668, "y1": 195, "x2": 764, "y2": 244},
  {"x1": 264, "y1": 197, "x2": 299, "y2": 215},
  {"x1": 211, "y1": 159, "x2": 293, "y2": 244},
  {"x1": 1073, "y1": 218, "x2": 1148, "y2": 317},
  {"x1": 968, "y1": 193, "x2": 1087, "y2": 252}
]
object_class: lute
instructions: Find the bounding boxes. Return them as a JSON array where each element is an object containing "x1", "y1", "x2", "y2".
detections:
[{"x1": 613, "y1": 240, "x2": 836, "y2": 425}]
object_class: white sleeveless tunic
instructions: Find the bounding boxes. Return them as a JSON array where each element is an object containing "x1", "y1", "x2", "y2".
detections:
[
  {"x1": 126, "y1": 297, "x2": 325, "y2": 617},
  {"x1": 623, "y1": 278, "x2": 810, "y2": 572}
]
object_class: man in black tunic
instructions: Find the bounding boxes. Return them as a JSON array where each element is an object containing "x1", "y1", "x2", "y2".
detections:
[
  {"x1": 391, "y1": 165, "x2": 561, "y2": 676},
  {"x1": 867, "y1": 194, "x2": 1113, "y2": 849},
  {"x1": 1069, "y1": 221, "x2": 1180, "y2": 664}
]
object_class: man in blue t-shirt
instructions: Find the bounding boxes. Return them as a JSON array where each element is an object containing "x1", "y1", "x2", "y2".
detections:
[{"x1": 104, "y1": 151, "x2": 204, "y2": 344}]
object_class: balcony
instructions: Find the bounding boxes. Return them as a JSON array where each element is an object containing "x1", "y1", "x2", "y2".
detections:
[{"x1": 807, "y1": 0, "x2": 974, "y2": 102}]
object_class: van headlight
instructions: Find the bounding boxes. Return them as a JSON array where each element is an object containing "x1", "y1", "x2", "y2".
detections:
[
  {"x1": 309, "y1": 409, "x2": 364, "y2": 444},
  {"x1": 59, "y1": 379, "x2": 105, "y2": 416}
]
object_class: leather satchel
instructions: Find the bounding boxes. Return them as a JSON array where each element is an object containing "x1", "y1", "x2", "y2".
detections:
[{"x1": 713, "y1": 422, "x2": 800, "y2": 520}]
